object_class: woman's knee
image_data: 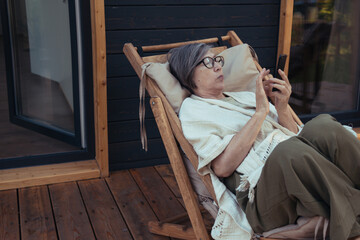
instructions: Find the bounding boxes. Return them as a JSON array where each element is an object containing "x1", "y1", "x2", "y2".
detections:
[
  {"x1": 300, "y1": 114, "x2": 343, "y2": 140},
  {"x1": 305, "y1": 114, "x2": 339, "y2": 132}
]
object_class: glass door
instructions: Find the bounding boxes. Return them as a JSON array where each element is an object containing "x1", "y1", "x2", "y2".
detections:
[
  {"x1": 289, "y1": 0, "x2": 360, "y2": 125},
  {"x1": 2, "y1": 0, "x2": 82, "y2": 146}
]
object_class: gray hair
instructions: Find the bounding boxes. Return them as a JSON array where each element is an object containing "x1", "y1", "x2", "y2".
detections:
[{"x1": 168, "y1": 43, "x2": 212, "y2": 93}]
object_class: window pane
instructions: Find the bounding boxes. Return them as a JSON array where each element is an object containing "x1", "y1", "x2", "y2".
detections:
[
  {"x1": 289, "y1": 0, "x2": 360, "y2": 115},
  {"x1": 11, "y1": 0, "x2": 74, "y2": 132}
]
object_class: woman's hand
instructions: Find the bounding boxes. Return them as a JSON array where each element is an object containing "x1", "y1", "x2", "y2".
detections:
[
  {"x1": 256, "y1": 68, "x2": 270, "y2": 116},
  {"x1": 267, "y1": 69, "x2": 292, "y2": 112},
  {"x1": 265, "y1": 69, "x2": 298, "y2": 133}
]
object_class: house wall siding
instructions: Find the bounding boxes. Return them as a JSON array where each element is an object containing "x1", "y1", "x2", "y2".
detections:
[{"x1": 105, "y1": 0, "x2": 281, "y2": 170}]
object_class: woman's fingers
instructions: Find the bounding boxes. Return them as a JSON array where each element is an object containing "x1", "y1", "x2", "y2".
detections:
[
  {"x1": 266, "y1": 69, "x2": 292, "y2": 112},
  {"x1": 278, "y1": 69, "x2": 290, "y2": 84},
  {"x1": 256, "y1": 69, "x2": 270, "y2": 114},
  {"x1": 256, "y1": 69, "x2": 267, "y2": 90},
  {"x1": 271, "y1": 83, "x2": 286, "y2": 93},
  {"x1": 268, "y1": 70, "x2": 291, "y2": 94},
  {"x1": 258, "y1": 68, "x2": 270, "y2": 82},
  {"x1": 269, "y1": 82, "x2": 290, "y2": 97}
]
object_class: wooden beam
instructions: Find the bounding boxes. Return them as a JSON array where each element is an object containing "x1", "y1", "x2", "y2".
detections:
[
  {"x1": 227, "y1": 30, "x2": 243, "y2": 46},
  {"x1": 140, "y1": 35, "x2": 231, "y2": 52},
  {"x1": 275, "y1": 1, "x2": 303, "y2": 126},
  {"x1": 0, "y1": 160, "x2": 100, "y2": 190},
  {"x1": 90, "y1": 0, "x2": 109, "y2": 176},
  {"x1": 148, "y1": 221, "x2": 197, "y2": 240},
  {"x1": 123, "y1": 43, "x2": 145, "y2": 83},
  {"x1": 150, "y1": 97, "x2": 210, "y2": 240},
  {"x1": 277, "y1": 0, "x2": 294, "y2": 75}
]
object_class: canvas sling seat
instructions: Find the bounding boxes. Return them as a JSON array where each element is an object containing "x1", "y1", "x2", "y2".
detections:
[{"x1": 123, "y1": 31, "x2": 330, "y2": 240}]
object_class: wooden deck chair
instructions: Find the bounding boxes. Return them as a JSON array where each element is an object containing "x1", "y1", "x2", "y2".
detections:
[{"x1": 123, "y1": 31, "x2": 303, "y2": 240}]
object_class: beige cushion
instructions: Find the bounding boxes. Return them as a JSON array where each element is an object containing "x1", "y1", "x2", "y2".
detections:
[
  {"x1": 143, "y1": 62, "x2": 190, "y2": 113},
  {"x1": 143, "y1": 44, "x2": 259, "y2": 113},
  {"x1": 219, "y1": 44, "x2": 258, "y2": 93}
]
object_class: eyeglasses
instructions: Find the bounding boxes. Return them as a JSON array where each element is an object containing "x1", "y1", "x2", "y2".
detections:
[{"x1": 197, "y1": 56, "x2": 224, "y2": 69}]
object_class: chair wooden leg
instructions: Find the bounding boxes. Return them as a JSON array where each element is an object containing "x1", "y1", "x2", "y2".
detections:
[
  {"x1": 150, "y1": 97, "x2": 210, "y2": 240},
  {"x1": 148, "y1": 209, "x2": 210, "y2": 240},
  {"x1": 148, "y1": 221, "x2": 197, "y2": 240}
]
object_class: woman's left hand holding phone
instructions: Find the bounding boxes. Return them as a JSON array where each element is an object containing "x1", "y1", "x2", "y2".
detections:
[{"x1": 266, "y1": 69, "x2": 292, "y2": 112}]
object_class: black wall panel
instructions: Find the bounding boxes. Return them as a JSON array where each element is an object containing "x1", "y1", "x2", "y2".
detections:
[{"x1": 105, "y1": 1, "x2": 281, "y2": 170}]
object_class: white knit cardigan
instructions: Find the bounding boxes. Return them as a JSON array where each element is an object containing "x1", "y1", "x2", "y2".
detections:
[{"x1": 179, "y1": 91, "x2": 298, "y2": 240}]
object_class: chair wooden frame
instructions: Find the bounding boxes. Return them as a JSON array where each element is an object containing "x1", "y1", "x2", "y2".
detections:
[{"x1": 123, "y1": 31, "x2": 302, "y2": 240}]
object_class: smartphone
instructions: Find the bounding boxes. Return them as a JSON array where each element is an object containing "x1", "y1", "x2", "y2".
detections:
[{"x1": 272, "y1": 54, "x2": 287, "y2": 92}]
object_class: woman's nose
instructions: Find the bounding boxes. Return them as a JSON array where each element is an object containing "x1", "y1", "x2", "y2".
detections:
[{"x1": 213, "y1": 61, "x2": 222, "y2": 71}]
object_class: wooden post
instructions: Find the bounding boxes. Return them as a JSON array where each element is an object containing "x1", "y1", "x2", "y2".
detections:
[
  {"x1": 90, "y1": 0, "x2": 109, "y2": 176},
  {"x1": 277, "y1": 0, "x2": 294, "y2": 75}
]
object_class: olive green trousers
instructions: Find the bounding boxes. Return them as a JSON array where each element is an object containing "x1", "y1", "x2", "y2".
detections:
[{"x1": 235, "y1": 114, "x2": 360, "y2": 239}]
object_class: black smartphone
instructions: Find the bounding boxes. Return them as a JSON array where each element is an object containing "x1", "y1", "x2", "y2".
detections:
[{"x1": 272, "y1": 54, "x2": 287, "y2": 92}]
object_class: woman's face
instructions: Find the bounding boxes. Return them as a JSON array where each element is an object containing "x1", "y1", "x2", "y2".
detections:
[{"x1": 192, "y1": 50, "x2": 224, "y2": 99}]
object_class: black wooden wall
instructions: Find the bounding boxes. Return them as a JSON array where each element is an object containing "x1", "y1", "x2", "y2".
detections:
[{"x1": 105, "y1": 0, "x2": 281, "y2": 171}]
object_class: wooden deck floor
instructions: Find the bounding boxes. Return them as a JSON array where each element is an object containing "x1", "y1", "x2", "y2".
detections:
[{"x1": 0, "y1": 164, "x2": 213, "y2": 240}]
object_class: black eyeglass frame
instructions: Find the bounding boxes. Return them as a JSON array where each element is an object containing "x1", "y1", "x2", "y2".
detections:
[{"x1": 197, "y1": 56, "x2": 225, "y2": 69}]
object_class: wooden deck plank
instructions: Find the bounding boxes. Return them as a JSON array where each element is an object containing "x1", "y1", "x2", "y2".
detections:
[
  {"x1": 154, "y1": 165, "x2": 182, "y2": 199},
  {"x1": 154, "y1": 165, "x2": 187, "y2": 209},
  {"x1": 78, "y1": 178, "x2": 132, "y2": 240},
  {"x1": 130, "y1": 167, "x2": 186, "y2": 220},
  {"x1": 19, "y1": 186, "x2": 57, "y2": 240},
  {"x1": 106, "y1": 170, "x2": 169, "y2": 240},
  {"x1": 0, "y1": 189, "x2": 20, "y2": 240},
  {"x1": 49, "y1": 182, "x2": 95, "y2": 240}
]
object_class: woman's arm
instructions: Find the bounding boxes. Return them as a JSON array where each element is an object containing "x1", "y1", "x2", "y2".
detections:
[
  {"x1": 211, "y1": 69, "x2": 270, "y2": 178},
  {"x1": 276, "y1": 105, "x2": 298, "y2": 133},
  {"x1": 267, "y1": 69, "x2": 298, "y2": 133},
  {"x1": 211, "y1": 112, "x2": 267, "y2": 177}
]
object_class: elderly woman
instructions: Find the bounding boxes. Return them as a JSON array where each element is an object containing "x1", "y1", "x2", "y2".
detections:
[{"x1": 168, "y1": 43, "x2": 360, "y2": 240}]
